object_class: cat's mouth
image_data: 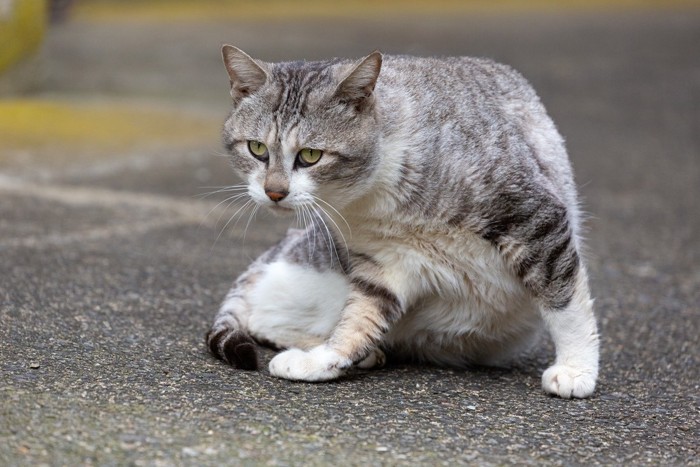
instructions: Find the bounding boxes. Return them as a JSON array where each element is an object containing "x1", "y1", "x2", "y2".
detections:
[{"x1": 268, "y1": 204, "x2": 294, "y2": 215}]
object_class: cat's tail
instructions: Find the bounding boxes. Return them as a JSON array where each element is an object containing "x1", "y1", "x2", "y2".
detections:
[{"x1": 206, "y1": 324, "x2": 259, "y2": 371}]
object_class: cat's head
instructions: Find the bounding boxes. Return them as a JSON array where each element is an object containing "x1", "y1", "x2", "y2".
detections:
[{"x1": 221, "y1": 45, "x2": 382, "y2": 216}]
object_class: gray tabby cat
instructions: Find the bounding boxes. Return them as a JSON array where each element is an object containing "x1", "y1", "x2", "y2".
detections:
[{"x1": 206, "y1": 45, "x2": 599, "y2": 398}]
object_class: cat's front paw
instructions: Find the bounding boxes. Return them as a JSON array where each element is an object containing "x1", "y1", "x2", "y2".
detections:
[
  {"x1": 542, "y1": 364, "x2": 597, "y2": 399},
  {"x1": 269, "y1": 346, "x2": 352, "y2": 382}
]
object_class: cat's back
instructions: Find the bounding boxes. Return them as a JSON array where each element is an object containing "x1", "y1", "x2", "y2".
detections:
[
  {"x1": 374, "y1": 54, "x2": 553, "y2": 159},
  {"x1": 368, "y1": 53, "x2": 578, "y2": 233},
  {"x1": 378, "y1": 54, "x2": 539, "y2": 108}
]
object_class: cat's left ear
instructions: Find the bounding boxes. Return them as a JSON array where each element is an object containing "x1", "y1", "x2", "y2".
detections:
[
  {"x1": 221, "y1": 45, "x2": 269, "y2": 104},
  {"x1": 334, "y1": 51, "x2": 382, "y2": 111}
]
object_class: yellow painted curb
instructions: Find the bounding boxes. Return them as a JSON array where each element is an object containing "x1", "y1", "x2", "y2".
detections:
[
  {"x1": 0, "y1": 99, "x2": 220, "y2": 167},
  {"x1": 0, "y1": 0, "x2": 47, "y2": 73},
  {"x1": 72, "y1": 0, "x2": 700, "y2": 23}
]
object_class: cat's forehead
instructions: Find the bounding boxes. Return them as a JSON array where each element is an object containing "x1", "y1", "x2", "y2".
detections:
[
  {"x1": 262, "y1": 59, "x2": 346, "y2": 110},
  {"x1": 234, "y1": 60, "x2": 349, "y2": 130},
  {"x1": 226, "y1": 57, "x2": 363, "y2": 146},
  {"x1": 270, "y1": 58, "x2": 346, "y2": 83}
]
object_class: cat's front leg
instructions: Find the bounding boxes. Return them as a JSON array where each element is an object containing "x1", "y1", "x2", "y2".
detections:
[{"x1": 269, "y1": 276, "x2": 403, "y2": 381}]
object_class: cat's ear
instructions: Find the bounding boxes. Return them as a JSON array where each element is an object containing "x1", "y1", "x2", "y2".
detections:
[
  {"x1": 221, "y1": 45, "x2": 269, "y2": 104},
  {"x1": 334, "y1": 51, "x2": 382, "y2": 111}
]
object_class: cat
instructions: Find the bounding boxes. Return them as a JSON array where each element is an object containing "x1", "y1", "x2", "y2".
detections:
[{"x1": 206, "y1": 45, "x2": 599, "y2": 399}]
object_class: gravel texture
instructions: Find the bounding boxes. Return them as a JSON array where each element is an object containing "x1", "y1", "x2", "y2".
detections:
[{"x1": 1, "y1": 6, "x2": 698, "y2": 466}]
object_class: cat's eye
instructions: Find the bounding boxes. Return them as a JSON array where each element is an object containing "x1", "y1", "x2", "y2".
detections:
[
  {"x1": 247, "y1": 140, "x2": 268, "y2": 160},
  {"x1": 297, "y1": 148, "x2": 323, "y2": 167}
]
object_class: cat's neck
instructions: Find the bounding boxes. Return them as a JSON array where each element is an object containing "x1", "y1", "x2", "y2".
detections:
[
  {"x1": 344, "y1": 90, "x2": 418, "y2": 215},
  {"x1": 344, "y1": 143, "x2": 410, "y2": 217},
  {"x1": 330, "y1": 85, "x2": 433, "y2": 242}
]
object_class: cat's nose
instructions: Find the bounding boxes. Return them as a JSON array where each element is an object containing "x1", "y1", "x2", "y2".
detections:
[{"x1": 265, "y1": 190, "x2": 288, "y2": 202}]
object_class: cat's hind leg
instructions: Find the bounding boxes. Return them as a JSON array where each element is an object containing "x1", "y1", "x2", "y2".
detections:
[
  {"x1": 207, "y1": 284, "x2": 260, "y2": 371},
  {"x1": 252, "y1": 258, "x2": 391, "y2": 378},
  {"x1": 207, "y1": 230, "x2": 306, "y2": 371},
  {"x1": 208, "y1": 226, "x2": 382, "y2": 375},
  {"x1": 244, "y1": 259, "x2": 350, "y2": 352},
  {"x1": 356, "y1": 347, "x2": 386, "y2": 369},
  {"x1": 208, "y1": 259, "x2": 352, "y2": 371}
]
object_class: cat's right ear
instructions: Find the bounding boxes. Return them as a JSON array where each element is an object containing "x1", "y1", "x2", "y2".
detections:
[{"x1": 221, "y1": 45, "x2": 269, "y2": 104}]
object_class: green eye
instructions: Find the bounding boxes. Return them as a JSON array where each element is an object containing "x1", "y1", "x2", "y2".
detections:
[
  {"x1": 297, "y1": 148, "x2": 323, "y2": 166},
  {"x1": 247, "y1": 140, "x2": 268, "y2": 159}
]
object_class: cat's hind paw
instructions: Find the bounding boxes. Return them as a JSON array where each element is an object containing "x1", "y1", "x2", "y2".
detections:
[
  {"x1": 356, "y1": 348, "x2": 386, "y2": 369},
  {"x1": 207, "y1": 328, "x2": 259, "y2": 371},
  {"x1": 542, "y1": 364, "x2": 597, "y2": 399},
  {"x1": 269, "y1": 346, "x2": 352, "y2": 382}
]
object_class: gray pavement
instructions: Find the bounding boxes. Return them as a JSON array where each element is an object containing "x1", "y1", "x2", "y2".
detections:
[{"x1": 1, "y1": 5, "x2": 699, "y2": 466}]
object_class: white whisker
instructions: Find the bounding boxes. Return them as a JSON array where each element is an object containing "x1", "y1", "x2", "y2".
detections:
[
  {"x1": 242, "y1": 203, "x2": 260, "y2": 244},
  {"x1": 311, "y1": 203, "x2": 349, "y2": 269},
  {"x1": 313, "y1": 205, "x2": 336, "y2": 268},
  {"x1": 312, "y1": 201, "x2": 349, "y2": 263},
  {"x1": 297, "y1": 205, "x2": 309, "y2": 261},
  {"x1": 311, "y1": 195, "x2": 352, "y2": 237},
  {"x1": 196, "y1": 184, "x2": 248, "y2": 200},
  {"x1": 211, "y1": 150, "x2": 233, "y2": 159},
  {"x1": 198, "y1": 183, "x2": 248, "y2": 190},
  {"x1": 303, "y1": 204, "x2": 318, "y2": 262},
  {"x1": 197, "y1": 191, "x2": 250, "y2": 235},
  {"x1": 214, "y1": 199, "x2": 254, "y2": 246},
  {"x1": 207, "y1": 192, "x2": 250, "y2": 226}
]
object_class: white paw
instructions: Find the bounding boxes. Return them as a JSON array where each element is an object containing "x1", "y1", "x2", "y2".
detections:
[
  {"x1": 356, "y1": 348, "x2": 386, "y2": 369},
  {"x1": 542, "y1": 364, "x2": 597, "y2": 399},
  {"x1": 269, "y1": 346, "x2": 352, "y2": 382}
]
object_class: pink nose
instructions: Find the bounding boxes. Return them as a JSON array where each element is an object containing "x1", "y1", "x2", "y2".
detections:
[{"x1": 265, "y1": 190, "x2": 288, "y2": 202}]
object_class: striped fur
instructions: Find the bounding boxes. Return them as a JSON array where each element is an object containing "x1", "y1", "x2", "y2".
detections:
[{"x1": 207, "y1": 46, "x2": 599, "y2": 398}]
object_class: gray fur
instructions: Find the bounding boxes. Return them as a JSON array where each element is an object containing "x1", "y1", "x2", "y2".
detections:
[
  {"x1": 209, "y1": 47, "x2": 599, "y2": 398},
  {"x1": 222, "y1": 51, "x2": 579, "y2": 306}
]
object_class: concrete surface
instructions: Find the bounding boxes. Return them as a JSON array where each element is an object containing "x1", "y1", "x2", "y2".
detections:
[{"x1": 1, "y1": 4, "x2": 699, "y2": 466}]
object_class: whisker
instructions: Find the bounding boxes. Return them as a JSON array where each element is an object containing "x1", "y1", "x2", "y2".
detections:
[
  {"x1": 197, "y1": 192, "x2": 250, "y2": 234},
  {"x1": 311, "y1": 195, "x2": 352, "y2": 237},
  {"x1": 310, "y1": 203, "x2": 342, "y2": 269},
  {"x1": 298, "y1": 205, "x2": 309, "y2": 261},
  {"x1": 214, "y1": 199, "x2": 254, "y2": 246},
  {"x1": 206, "y1": 192, "x2": 250, "y2": 226},
  {"x1": 195, "y1": 184, "x2": 248, "y2": 200},
  {"x1": 313, "y1": 201, "x2": 350, "y2": 263},
  {"x1": 211, "y1": 150, "x2": 232, "y2": 159},
  {"x1": 309, "y1": 206, "x2": 319, "y2": 260},
  {"x1": 296, "y1": 203, "x2": 306, "y2": 230},
  {"x1": 198, "y1": 183, "x2": 248, "y2": 190},
  {"x1": 242, "y1": 203, "x2": 260, "y2": 244},
  {"x1": 294, "y1": 206, "x2": 310, "y2": 262},
  {"x1": 303, "y1": 204, "x2": 318, "y2": 262},
  {"x1": 295, "y1": 205, "x2": 313, "y2": 262}
]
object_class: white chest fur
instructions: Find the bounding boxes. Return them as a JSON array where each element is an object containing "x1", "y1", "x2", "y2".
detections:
[{"x1": 348, "y1": 220, "x2": 539, "y2": 339}]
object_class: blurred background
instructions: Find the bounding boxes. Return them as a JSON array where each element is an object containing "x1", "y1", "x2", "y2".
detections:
[
  {"x1": 1, "y1": 1, "x2": 699, "y2": 465},
  {"x1": 1, "y1": 0, "x2": 698, "y2": 267},
  {"x1": 2, "y1": 0, "x2": 697, "y2": 201}
]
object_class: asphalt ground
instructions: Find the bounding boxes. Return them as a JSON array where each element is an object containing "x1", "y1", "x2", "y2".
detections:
[{"x1": 1, "y1": 3, "x2": 699, "y2": 465}]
